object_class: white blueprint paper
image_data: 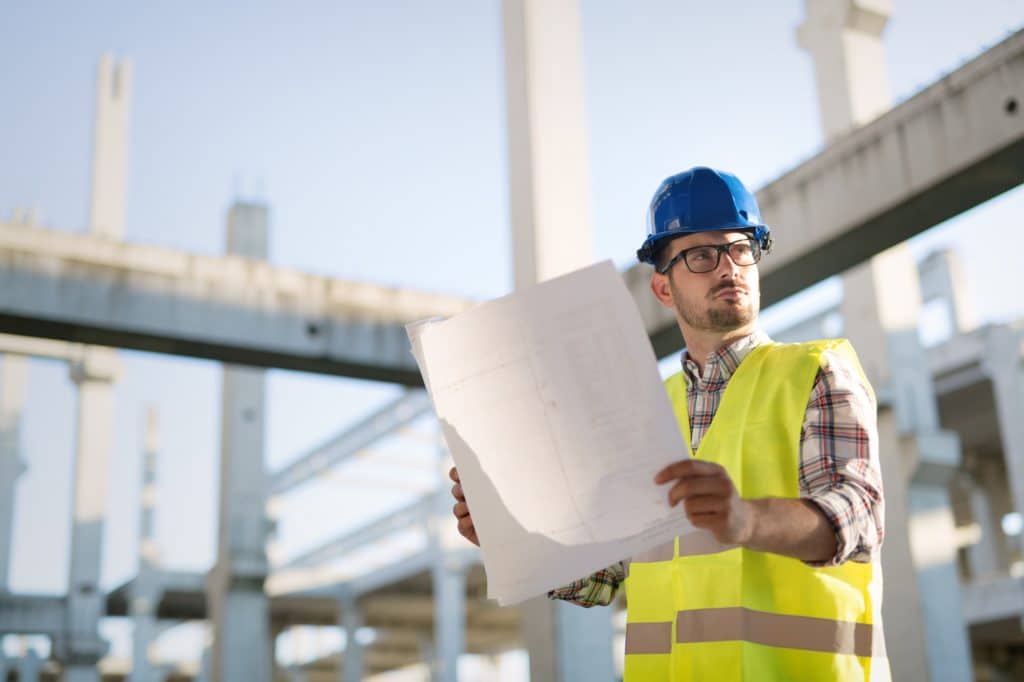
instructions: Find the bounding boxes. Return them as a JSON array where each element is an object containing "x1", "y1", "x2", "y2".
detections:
[{"x1": 407, "y1": 261, "x2": 694, "y2": 605}]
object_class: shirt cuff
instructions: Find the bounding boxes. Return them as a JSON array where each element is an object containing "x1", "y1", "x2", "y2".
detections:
[{"x1": 802, "y1": 490, "x2": 869, "y2": 567}]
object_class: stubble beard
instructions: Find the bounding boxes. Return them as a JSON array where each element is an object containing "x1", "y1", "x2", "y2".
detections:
[{"x1": 671, "y1": 277, "x2": 758, "y2": 333}]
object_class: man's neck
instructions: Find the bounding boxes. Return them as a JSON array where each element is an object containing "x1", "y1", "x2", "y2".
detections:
[{"x1": 682, "y1": 324, "x2": 757, "y2": 375}]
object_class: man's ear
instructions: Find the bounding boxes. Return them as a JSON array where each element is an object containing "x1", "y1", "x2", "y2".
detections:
[{"x1": 649, "y1": 272, "x2": 675, "y2": 309}]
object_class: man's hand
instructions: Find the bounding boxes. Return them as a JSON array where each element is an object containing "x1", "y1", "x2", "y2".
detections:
[
  {"x1": 654, "y1": 459, "x2": 754, "y2": 546},
  {"x1": 449, "y1": 467, "x2": 480, "y2": 547}
]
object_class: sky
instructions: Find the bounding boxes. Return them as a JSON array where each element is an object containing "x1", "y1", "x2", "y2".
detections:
[{"x1": 2, "y1": 0, "x2": 1024, "y2": 672}]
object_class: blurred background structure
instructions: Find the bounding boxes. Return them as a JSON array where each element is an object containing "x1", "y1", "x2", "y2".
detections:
[{"x1": 1, "y1": 0, "x2": 1023, "y2": 680}]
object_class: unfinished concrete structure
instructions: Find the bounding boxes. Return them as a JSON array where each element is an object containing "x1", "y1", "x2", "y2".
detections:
[{"x1": 0, "y1": 1, "x2": 1023, "y2": 680}]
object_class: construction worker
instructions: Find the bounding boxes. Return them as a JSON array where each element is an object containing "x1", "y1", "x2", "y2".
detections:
[{"x1": 450, "y1": 166, "x2": 888, "y2": 681}]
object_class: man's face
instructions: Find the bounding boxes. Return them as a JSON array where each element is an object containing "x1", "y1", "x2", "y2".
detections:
[{"x1": 655, "y1": 230, "x2": 761, "y2": 333}]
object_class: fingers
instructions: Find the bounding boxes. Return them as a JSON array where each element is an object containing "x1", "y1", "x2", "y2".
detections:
[
  {"x1": 449, "y1": 466, "x2": 460, "y2": 483},
  {"x1": 457, "y1": 515, "x2": 479, "y2": 546},
  {"x1": 666, "y1": 476, "x2": 732, "y2": 507},
  {"x1": 453, "y1": 501, "x2": 471, "y2": 519},
  {"x1": 654, "y1": 458, "x2": 724, "y2": 484},
  {"x1": 451, "y1": 482, "x2": 465, "y2": 502}
]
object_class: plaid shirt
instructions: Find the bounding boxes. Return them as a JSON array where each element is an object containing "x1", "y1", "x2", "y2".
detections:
[{"x1": 548, "y1": 331, "x2": 885, "y2": 607}]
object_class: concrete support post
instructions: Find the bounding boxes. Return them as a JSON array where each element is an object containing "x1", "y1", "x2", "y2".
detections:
[
  {"x1": 60, "y1": 347, "x2": 119, "y2": 682},
  {"x1": 918, "y1": 250, "x2": 975, "y2": 334},
  {"x1": 431, "y1": 555, "x2": 465, "y2": 682},
  {"x1": 17, "y1": 647, "x2": 42, "y2": 682},
  {"x1": 87, "y1": 54, "x2": 131, "y2": 240},
  {"x1": 131, "y1": 407, "x2": 161, "y2": 682},
  {"x1": 501, "y1": 1, "x2": 614, "y2": 679},
  {"x1": 338, "y1": 592, "x2": 363, "y2": 682},
  {"x1": 967, "y1": 483, "x2": 1003, "y2": 579},
  {"x1": 207, "y1": 202, "x2": 272, "y2": 682},
  {"x1": 0, "y1": 354, "x2": 28, "y2": 591},
  {"x1": 502, "y1": 0, "x2": 594, "y2": 289},
  {"x1": 984, "y1": 327, "x2": 1024, "y2": 521},
  {"x1": 796, "y1": 2, "x2": 974, "y2": 679}
]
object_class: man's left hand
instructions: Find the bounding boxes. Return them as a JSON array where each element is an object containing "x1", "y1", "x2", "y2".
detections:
[{"x1": 654, "y1": 459, "x2": 755, "y2": 546}]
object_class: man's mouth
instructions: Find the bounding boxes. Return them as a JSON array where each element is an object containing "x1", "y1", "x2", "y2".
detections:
[{"x1": 712, "y1": 286, "x2": 746, "y2": 299}]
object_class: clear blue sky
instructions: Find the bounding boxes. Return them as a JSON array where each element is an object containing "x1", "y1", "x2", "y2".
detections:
[{"x1": 2, "y1": 0, "x2": 1023, "y2": 666}]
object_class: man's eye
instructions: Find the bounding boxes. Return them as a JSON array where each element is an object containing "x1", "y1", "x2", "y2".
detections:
[{"x1": 691, "y1": 250, "x2": 713, "y2": 261}]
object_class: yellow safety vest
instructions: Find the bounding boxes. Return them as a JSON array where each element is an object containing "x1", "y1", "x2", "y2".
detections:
[{"x1": 623, "y1": 340, "x2": 888, "y2": 681}]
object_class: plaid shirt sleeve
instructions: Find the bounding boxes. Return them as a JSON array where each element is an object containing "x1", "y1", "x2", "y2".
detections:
[
  {"x1": 547, "y1": 561, "x2": 626, "y2": 606},
  {"x1": 799, "y1": 347, "x2": 885, "y2": 567}
]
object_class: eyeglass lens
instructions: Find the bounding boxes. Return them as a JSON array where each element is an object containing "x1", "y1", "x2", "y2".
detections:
[{"x1": 685, "y1": 239, "x2": 760, "y2": 273}]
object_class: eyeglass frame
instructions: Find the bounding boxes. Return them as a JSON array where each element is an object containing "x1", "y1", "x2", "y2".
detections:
[{"x1": 655, "y1": 236, "x2": 762, "y2": 275}]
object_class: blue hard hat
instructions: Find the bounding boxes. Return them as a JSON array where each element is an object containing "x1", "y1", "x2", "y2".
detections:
[{"x1": 636, "y1": 166, "x2": 773, "y2": 265}]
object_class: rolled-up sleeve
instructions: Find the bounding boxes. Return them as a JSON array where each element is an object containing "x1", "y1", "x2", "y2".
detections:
[
  {"x1": 547, "y1": 562, "x2": 626, "y2": 607},
  {"x1": 799, "y1": 348, "x2": 885, "y2": 566}
]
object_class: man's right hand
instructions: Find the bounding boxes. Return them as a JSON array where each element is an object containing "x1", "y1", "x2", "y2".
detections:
[{"x1": 449, "y1": 467, "x2": 480, "y2": 547}]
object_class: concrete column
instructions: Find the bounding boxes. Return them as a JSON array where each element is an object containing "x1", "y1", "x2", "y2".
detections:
[
  {"x1": 87, "y1": 54, "x2": 131, "y2": 240},
  {"x1": 0, "y1": 354, "x2": 28, "y2": 590},
  {"x1": 984, "y1": 327, "x2": 1024, "y2": 522},
  {"x1": 431, "y1": 554, "x2": 465, "y2": 682},
  {"x1": 795, "y1": 0, "x2": 892, "y2": 141},
  {"x1": 60, "y1": 347, "x2": 119, "y2": 682},
  {"x1": 501, "y1": 2, "x2": 614, "y2": 679},
  {"x1": 918, "y1": 250, "x2": 975, "y2": 335},
  {"x1": 502, "y1": 0, "x2": 593, "y2": 289},
  {"x1": 206, "y1": 202, "x2": 272, "y2": 682},
  {"x1": 338, "y1": 592, "x2": 364, "y2": 682},
  {"x1": 796, "y1": 2, "x2": 972, "y2": 679},
  {"x1": 131, "y1": 407, "x2": 161, "y2": 682},
  {"x1": 17, "y1": 646, "x2": 43, "y2": 682}
]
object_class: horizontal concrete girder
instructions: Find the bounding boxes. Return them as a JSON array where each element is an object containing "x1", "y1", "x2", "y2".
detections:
[
  {"x1": 0, "y1": 223, "x2": 472, "y2": 385},
  {"x1": 629, "y1": 28, "x2": 1024, "y2": 357}
]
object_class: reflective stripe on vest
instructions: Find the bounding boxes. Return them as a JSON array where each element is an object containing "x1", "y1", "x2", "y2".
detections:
[{"x1": 622, "y1": 340, "x2": 889, "y2": 682}]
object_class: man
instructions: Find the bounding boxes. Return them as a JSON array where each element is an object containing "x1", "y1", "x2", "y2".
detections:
[{"x1": 450, "y1": 166, "x2": 888, "y2": 681}]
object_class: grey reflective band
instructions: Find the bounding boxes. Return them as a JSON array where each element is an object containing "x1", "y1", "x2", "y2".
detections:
[
  {"x1": 624, "y1": 622, "x2": 673, "y2": 654},
  {"x1": 625, "y1": 608, "x2": 874, "y2": 657},
  {"x1": 676, "y1": 607, "x2": 874, "y2": 657}
]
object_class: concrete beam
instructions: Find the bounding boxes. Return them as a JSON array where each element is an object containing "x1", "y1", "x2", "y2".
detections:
[
  {"x1": 0, "y1": 222, "x2": 471, "y2": 385},
  {"x1": 269, "y1": 390, "x2": 431, "y2": 495},
  {"x1": 633, "y1": 28, "x2": 1024, "y2": 358},
  {"x1": 0, "y1": 594, "x2": 65, "y2": 635}
]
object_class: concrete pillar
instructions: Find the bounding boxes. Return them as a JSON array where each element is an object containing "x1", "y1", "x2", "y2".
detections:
[
  {"x1": 795, "y1": 0, "x2": 891, "y2": 141},
  {"x1": 17, "y1": 646, "x2": 43, "y2": 682},
  {"x1": 206, "y1": 202, "x2": 272, "y2": 682},
  {"x1": 431, "y1": 555, "x2": 465, "y2": 682},
  {"x1": 338, "y1": 593, "x2": 364, "y2": 682},
  {"x1": 502, "y1": 0, "x2": 593, "y2": 289},
  {"x1": 131, "y1": 407, "x2": 161, "y2": 682},
  {"x1": 87, "y1": 54, "x2": 131, "y2": 240},
  {"x1": 501, "y1": 2, "x2": 614, "y2": 679},
  {"x1": 984, "y1": 327, "x2": 1024, "y2": 521},
  {"x1": 797, "y1": 1, "x2": 974, "y2": 679},
  {"x1": 0, "y1": 354, "x2": 28, "y2": 591},
  {"x1": 918, "y1": 250, "x2": 975, "y2": 335},
  {"x1": 60, "y1": 347, "x2": 119, "y2": 682}
]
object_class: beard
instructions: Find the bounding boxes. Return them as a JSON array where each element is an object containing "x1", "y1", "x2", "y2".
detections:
[{"x1": 671, "y1": 277, "x2": 758, "y2": 332}]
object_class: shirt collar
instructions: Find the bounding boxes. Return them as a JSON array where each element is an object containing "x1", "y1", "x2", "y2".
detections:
[{"x1": 681, "y1": 329, "x2": 773, "y2": 388}]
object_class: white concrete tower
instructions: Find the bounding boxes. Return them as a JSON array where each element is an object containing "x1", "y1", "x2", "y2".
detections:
[
  {"x1": 798, "y1": 2, "x2": 972, "y2": 680},
  {"x1": 59, "y1": 52, "x2": 132, "y2": 681},
  {"x1": 205, "y1": 202, "x2": 272, "y2": 682},
  {"x1": 0, "y1": 353, "x2": 28, "y2": 591},
  {"x1": 131, "y1": 407, "x2": 161, "y2": 682},
  {"x1": 62, "y1": 346, "x2": 119, "y2": 682},
  {"x1": 501, "y1": 1, "x2": 615, "y2": 680},
  {"x1": 88, "y1": 54, "x2": 132, "y2": 240}
]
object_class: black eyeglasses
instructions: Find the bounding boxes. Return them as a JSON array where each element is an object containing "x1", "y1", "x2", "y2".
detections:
[{"x1": 657, "y1": 237, "x2": 762, "y2": 275}]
